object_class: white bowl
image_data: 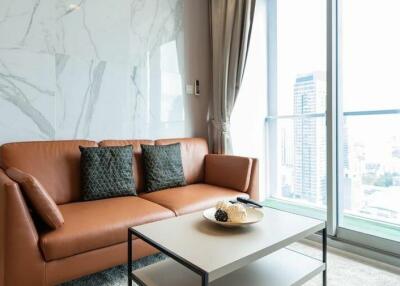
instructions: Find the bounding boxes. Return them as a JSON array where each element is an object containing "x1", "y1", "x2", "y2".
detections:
[{"x1": 203, "y1": 207, "x2": 264, "y2": 227}]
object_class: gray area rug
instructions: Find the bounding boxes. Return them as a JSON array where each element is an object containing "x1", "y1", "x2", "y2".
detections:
[
  {"x1": 62, "y1": 243, "x2": 400, "y2": 286},
  {"x1": 61, "y1": 253, "x2": 166, "y2": 286}
]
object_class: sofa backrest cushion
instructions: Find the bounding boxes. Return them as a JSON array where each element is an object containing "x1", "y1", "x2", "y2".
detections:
[
  {"x1": 205, "y1": 154, "x2": 253, "y2": 192},
  {"x1": 0, "y1": 140, "x2": 97, "y2": 204},
  {"x1": 98, "y1": 140, "x2": 154, "y2": 193},
  {"x1": 155, "y1": 138, "x2": 209, "y2": 184},
  {"x1": 6, "y1": 167, "x2": 64, "y2": 229}
]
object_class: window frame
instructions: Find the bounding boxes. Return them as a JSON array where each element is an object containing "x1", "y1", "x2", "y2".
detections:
[
  {"x1": 265, "y1": 0, "x2": 400, "y2": 258},
  {"x1": 335, "y1": 0, "x2": 400, "y2": 255}
]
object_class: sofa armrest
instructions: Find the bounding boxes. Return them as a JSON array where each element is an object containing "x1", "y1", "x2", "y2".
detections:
[
  {"x1": 0, "y1": 169, "x2": 45, "y2": 286},
  {"x1": 247, "y1": 158, "x2": 259, "y2": 201},
  {"x1": 205, "y1": 154, "x2": 258, "y2": 199}
]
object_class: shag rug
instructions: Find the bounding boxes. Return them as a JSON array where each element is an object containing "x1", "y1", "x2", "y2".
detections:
[
  {"x1": 62, "y1": 243, "x2": 400, "y2": 286},
  {"x1": 61, "y1": 253, "x2": 166, "y2": 286}
]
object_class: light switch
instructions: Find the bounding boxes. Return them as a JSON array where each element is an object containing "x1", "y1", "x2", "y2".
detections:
[
  {"x1": 186, "y1": 84, "x2": 194, "y2": 95},
  {"x1": 194, "y1": 80, "x2": 200, "y2": 96}
]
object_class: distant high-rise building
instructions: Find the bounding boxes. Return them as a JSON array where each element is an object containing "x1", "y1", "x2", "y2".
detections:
[
  {"x1": 343, "y1": 118, "x2": 349, "y2": 169},
  {"x1": 293, "y1": 72, "x2": 326, "y2": 205},
  {"x1": 281, "y1": 127, "x2": 294, "y2": 167}
]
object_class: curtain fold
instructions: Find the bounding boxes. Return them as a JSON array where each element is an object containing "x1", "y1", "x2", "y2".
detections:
[{"x1": 209, "y1": 0, "x2": 256, "y2": 154}]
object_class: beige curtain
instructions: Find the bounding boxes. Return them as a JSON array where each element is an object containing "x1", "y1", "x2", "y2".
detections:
[{"x1": 209, "y1": 0, "x2": 256, "y2": 154}]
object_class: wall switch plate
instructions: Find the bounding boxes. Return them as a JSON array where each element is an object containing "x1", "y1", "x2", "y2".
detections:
[
  {"x1": 186, "y1": 84, "x2": 194, "y2": 95},
  {"x1": 194, "y1": 80, "x2": 200, "y2": 96}
]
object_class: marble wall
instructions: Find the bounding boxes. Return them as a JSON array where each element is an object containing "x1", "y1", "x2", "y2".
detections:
[{"x1": 0, "y1": 0, "x2": 210, "y2": 144}]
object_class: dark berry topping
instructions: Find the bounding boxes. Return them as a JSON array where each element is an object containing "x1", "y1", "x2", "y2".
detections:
[{"x1": 215, "y1": 209, "x2": 229, "y2": 222}]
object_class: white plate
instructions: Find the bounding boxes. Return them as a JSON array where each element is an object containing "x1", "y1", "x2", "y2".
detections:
[{"x1": 203, "y1": 207, "x2": 264, "y2": 227}]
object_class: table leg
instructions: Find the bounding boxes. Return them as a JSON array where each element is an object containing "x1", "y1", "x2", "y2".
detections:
[
  {"x1": 322, "y1": 227, "x2": 327, "y2": 286},
  {"x1": 128, "y1": 229, "x2": 133, "y2": 286},
  {"x1": 202, "y1": 272, "x2": 209, "y2": 286}
]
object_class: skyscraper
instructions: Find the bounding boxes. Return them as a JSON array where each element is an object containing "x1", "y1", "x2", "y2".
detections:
[{"x1": 293, "y1": 72, "x2": 326, "y2": 205}]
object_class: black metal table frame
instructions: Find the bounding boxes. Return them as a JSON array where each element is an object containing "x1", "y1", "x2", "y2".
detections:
[{"x1": 128, "y1": 226, "x2": 327, "y2": 286}]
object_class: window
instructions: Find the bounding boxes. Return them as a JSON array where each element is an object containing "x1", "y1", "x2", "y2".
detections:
[
  {"x1": 264, "y1": 0, "x2": 400, "y2": 257},
  {"x1": 338, "y1": 0, "x2": 400, "y2": 242},
  {"x1": 265, "y1": 0, "x2": 327, "y2": 219}
]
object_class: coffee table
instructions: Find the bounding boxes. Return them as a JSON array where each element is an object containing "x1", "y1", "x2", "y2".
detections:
[{"x1": 128, "y1": 207, "x2": 326, "y2": 286}]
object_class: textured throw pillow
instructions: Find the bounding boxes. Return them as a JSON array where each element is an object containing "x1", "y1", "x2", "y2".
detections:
[
  {"x1": 6, "y1": 167, "x2": 64, "y2": 229},
  {"x1": 79, "y1": 145, "x2": 136, "y2": 201},
  {"x1": 141, "y1": 143, "x2": 186, "y2": 192}
]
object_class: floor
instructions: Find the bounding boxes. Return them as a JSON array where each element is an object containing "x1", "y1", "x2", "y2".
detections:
[
  {"x1": 65, "y1": 242, "x2": 400, "y2": 286},
  {"x1": 290, "y1": 241, "x2": 400, "y2": 286}
]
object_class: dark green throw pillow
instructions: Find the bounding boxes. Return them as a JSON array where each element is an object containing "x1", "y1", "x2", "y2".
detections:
[
  {"x1": 141, "y1": 143, "x2": 186, "y2": 192},
  {"x1": 79, "y1": 145, "x2": 136, "y2": 201}
]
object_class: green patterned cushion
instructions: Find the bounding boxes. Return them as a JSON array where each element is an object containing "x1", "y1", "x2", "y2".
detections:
[
  {"x1": 141, "y1": 143, "x2": 186, "y2": 192},
  {"x1": 79, "y1": 145, "x2": 136, "y2": 201}
]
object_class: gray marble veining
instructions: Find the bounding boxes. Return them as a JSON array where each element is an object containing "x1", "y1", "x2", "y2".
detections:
[
  {"x1": 19, "y1": 0, "x2": 41, "y2": 46},
  {"x1": 74, "y1": 60, "x2": 106, "y2": 138},
  {"x1": 55, "y1": 0, "x2": 130, "y2": 63},
  {"x1": 0, "y1": 50, "x2": 55, "y2": 142},
  {"x1": 0, "y1": 0, "x2": 186, "y2": 144},
  {"x1": 0, "y1": 0, "x2": 55, "y2": 53},
  {"x1": 129, "y1": 0, "x2": 185, "y2": 138}
]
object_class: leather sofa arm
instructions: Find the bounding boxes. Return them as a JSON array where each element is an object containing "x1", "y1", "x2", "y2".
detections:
[
  {"x1": 204, "y1": 154, "x2": 259, "y2": 200},
  {"x1": 247, "y1": 158, "x2": 259, "y2": 201},
  {"x1": 0, "y1": 169, "x2": 45, "y2": 286}
]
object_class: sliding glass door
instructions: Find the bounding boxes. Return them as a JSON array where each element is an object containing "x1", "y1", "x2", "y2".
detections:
[
  {"x1": 336, "y1": 0, "x2": 400, "y2": 250},
  {"x1": 265, "y1": 0, "x2": 400, "y2": 256},
  {"x1": 265, "y1": 0, "x2": 327, "y2": 219}
]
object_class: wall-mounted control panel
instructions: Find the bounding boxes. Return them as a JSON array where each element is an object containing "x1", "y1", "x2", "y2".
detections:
[
  {"x1": 186, "y1": 84, "x2": 194, "y2": 95},
  {"x1": 186, "y1": 80, "x2": 200, "y2": 96},
  {"x1": 194, "y1": 79, "x2": 200, "y2": 96}
]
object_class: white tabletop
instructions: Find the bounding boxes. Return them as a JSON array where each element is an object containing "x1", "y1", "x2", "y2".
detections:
[{"x1": 132, "y1": 207, "x2": 325, "y2": 282}]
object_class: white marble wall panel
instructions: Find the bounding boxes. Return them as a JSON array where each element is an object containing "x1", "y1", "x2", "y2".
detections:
[
  {"x1": 0, "y1": 49, "x2": 56, "y2": 143},
  {"x1": 0, "y1": 0, "x2": 188, "y2": 145},
  {"x1": 130, "y1": 0, "x2": 183, "y2": 63},
  {"x1": 55, "y1": 54, "x2": 132, "y2": 140},
  {"x1": 0, "y1": 0, "x2": 55, "y2": 53},
  {"x1": 129, "y1": 0, "x2": 185, "y2": 139},
  {"x1": 55, "y1": 0, "x2": 130, "y2": 63}
]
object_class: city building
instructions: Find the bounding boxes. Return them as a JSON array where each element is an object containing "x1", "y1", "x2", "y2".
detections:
[{"x1": 293, "y1": 72, "x2": 327, "y2": 205}]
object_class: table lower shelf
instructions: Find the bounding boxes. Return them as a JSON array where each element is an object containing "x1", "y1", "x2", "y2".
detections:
[{"x1": 132, "y1": 248, "x2": 325, "y2": 286}]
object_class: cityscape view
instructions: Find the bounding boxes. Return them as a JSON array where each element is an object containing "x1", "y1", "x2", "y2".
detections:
[
  {"x1": 274, "y1": 72, "x2": 400, "y2": 227},
  {"x1": 342, "y1": 115, "x2": 400, "y2": 226}
]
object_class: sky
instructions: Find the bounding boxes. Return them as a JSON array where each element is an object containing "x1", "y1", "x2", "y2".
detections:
[
  {"x1": 341, "y1": 0, "x2": 400, "y2": 164},
  {"x1": 277, "y1": 0, "x2": 400, "y2": 164},
  {"x1": 277, "y1": 0, "x2": 400, "y2": 113}
]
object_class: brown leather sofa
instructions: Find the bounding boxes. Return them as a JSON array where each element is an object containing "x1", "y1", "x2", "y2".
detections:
[{"x1": 0, "y1": 137, "x2": 258, "y2": 286}]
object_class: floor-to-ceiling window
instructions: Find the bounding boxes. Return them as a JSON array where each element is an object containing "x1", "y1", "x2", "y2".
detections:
[
  {"x1": 265, "y1": 0, "x2": 400, "y2": 257},
  {"x1": 336, "y1": 0, "x2": 400, "y2": 249},
  {"x1": 265, "y1": 0, "x2": 327, "y2": 219}
]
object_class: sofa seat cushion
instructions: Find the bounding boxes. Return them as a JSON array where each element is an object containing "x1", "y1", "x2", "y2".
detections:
[
  {"x1": 39, "y1": 197, "x2": 175, "y2": 261},
  {"x1": 140, "y1": 184, "x2": 249, "y2": 216}
]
